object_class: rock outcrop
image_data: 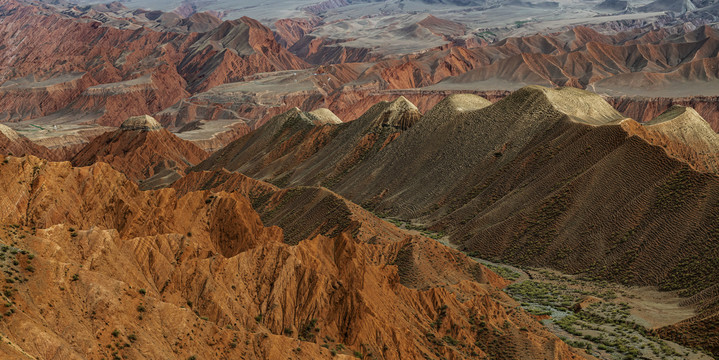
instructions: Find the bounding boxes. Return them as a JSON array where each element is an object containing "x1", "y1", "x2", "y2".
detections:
[
  {"x1": 0, "y1": 0, "x2": 308, "y2": 127},
  {"x1": 178, "y1": 17, "x2": 311, "y2": 93}
]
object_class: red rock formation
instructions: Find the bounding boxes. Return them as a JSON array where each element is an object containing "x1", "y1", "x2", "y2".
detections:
[
  {"x1": 0, "y1": 155, "x2": 592, "y2": 360},
  {"x1": 178, "y1": 17, "x2": 310, "y2": 93},
  {"x1": 67, "y1": 65, "x2": 191, "y2": 127},
  {"x1": 0, "y1": 0, "x2": 308, "y2": 126},
  {"x1": 330, "y1": 25, "x2": 719, "y2": 92},
  {"x1": 289, "y1": 36, "x2": 379, "y2": 65},
  {"x1": 0, "y1": 73, "x2": 97, "y2": 122},
  {"x1": 274, "y1": 17, "x2": 321, "y2": 48},
  {"x1": 71, "y1": 115, "x2": 208, "y2": 184},
  {"x1": 0, "y1": 0, "x2": 194, "y2": 125}
]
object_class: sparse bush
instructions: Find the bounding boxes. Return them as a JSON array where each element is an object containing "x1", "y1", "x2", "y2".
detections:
[{"x1": 442, "y1": 335, "x2": 459, "y2": 346}]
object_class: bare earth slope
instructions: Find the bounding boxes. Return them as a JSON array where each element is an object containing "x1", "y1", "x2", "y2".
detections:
[{"x1": 0, "y1": 155, "x2": 591, "y2": 360}]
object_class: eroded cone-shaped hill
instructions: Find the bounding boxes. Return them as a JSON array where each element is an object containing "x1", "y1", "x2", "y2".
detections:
[
  {"x1": 609, "y1": 95, "x2": 719, "y2": 132},
  {"x1": 0, "y1": 155, "x2": 591, "y2": 360},
  {"x1": 71, "y1": 115, "x2": 209, "y2": 188}
]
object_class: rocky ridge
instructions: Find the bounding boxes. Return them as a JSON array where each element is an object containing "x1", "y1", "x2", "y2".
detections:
[{"x1": 0, "y1": 155, "x2": 592, "y2": 360}]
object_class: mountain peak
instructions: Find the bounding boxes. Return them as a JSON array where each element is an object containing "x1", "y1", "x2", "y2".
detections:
[
  {"x1": 645, "y1": 106, "x2": 719, "y2": 150},
  {"x1": 517, "y1": 86, "x2": 625, "y2": 125},
  {"x1": 430, "y1": 94, "x2": 492, "y2": 115},
  {"x1": 418, "y1": 94, "x2": 492, "y2": 129},
  {"x1": 388, "y1": 96, "x2": 417, "y2": 111},
  {"x1": 621, "y1": 105, "x2": 719, "y2": 173},
  {"x1": 647, "y1": 106, "x2": 707, "y2": 127},
  {"x1": 120, "y1": 115, "x2": 163, "y2": 131},
  {"x1": 308, "y1": 108, "x2": 342, "y2": 125},
  {"x1": 375, "y1": 96, "x2": 421, "y2": 130}
]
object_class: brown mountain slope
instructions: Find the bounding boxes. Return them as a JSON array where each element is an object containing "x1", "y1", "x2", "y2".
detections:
[
  {"x1": 656, "y1": 282, "x2": 719, "y2": 356},
  {"x1": 331, "y1": 87, "x2": 719, "y2": 294},
  {"x1": 194, "y1": 86, "x2": 719, "y2": 298},
  {"x1": 172, "y1": 169, "x2": 414, "y2": 247},
  {"x1": 193, "y1": 97, "x2": 429, "y2": 187},
  {"x1": 0, "y1": 155, "x2": 591, "y2": 360},
  {"x1": 71, "y1": 115, "x2": 209, "y2": 186}
]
